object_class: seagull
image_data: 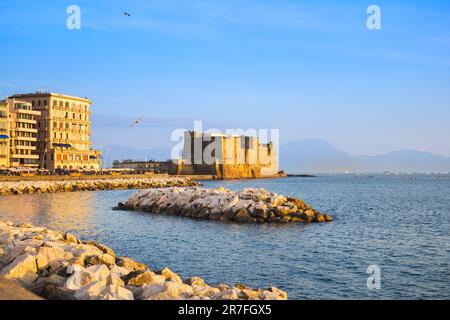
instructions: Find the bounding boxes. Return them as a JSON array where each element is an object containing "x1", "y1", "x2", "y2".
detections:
[
  {"x1": 130, "y1": 116, "x2": 144, "y2": 127},
  {"x1": 124, "y1": 12, "x2": 131, "y2": 17}
]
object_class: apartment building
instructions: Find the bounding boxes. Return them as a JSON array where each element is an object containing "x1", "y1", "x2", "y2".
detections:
[
  {"x1": 0, "y1": 100, "x2": 10, "y2": 167},
  {"x1": 9, "y1": 92, "x2": 101, "y2": 171},
  {"x1": 7, "y1": 98, "x2": 41, "y2": 168}
]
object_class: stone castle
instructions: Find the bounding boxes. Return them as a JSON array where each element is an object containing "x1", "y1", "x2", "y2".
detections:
[{"x1": 171, "y1": 131, "x2": 279, "y2": 178}]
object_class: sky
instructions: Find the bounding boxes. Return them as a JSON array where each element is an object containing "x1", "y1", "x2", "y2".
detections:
[{"x1": 0, "y1": 0, "x2": 449, "y2": 156}]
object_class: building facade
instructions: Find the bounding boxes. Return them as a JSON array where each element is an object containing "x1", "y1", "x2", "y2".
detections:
[
  {"x1": 173, "y1": 131, "x2": 279, "y2": 178},
  {"x1": 112, "y1": 160, "x2": 173, "y2": 173},
  {"x1": 0, "y1": 100, "x2": 10, "y2": 167},
  {"x1": 9, "y1": 92, "x2": 101, "y2": 171},
  {"x1": 7, "y1": 98, "x2": 41, "y2": 168}
]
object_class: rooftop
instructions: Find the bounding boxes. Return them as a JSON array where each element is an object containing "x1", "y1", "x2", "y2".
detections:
[{"x1": 9, "y1": 92, "x2": 91, "y2": 104}]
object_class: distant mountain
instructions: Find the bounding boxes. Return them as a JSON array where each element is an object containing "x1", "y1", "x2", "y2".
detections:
[
  {"x1": 98, "y1": 140, "x2": 450, "y2": 173},
  {"x1": 99, "y1": 145, "x2": 172, "y2": 168},
  {"x1": 280, "y1": 139, "x2": 450, "y2": 173}
]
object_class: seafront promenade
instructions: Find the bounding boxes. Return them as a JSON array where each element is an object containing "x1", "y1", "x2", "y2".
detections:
[{"x1": 0, "y1": 177, "x2": 200, "y2": 196}]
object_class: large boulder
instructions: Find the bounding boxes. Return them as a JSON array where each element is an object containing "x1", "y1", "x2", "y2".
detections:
[
  {"x1": 99, "y1": 285, "x2": 134, "y2": 300},
  {"x1": 87, "y1": 241, "x2": 115, "y2": 257},
  {"x1": 36, "y1": 246, "x2": 69, "y2": 270},
  {"x1": 84, "y1": 253, "x2": 115, "y2": 267},
  {"x1": 234, "y1": 209, "x2": 254, "y2": 223},
  {"x1": 64, "y1": 264, "x2": 110, "y2": 291},
  {"x1": 160, "y1": 267, "x2": 182, "y2": 283},
  {"x1": 116, "y1": 256, "x2": 148, "y2": 271},
  {"x1": 275, "y1": 205, "x2": 297, "y2": 216},
  {"x1": 123, "y1": 270, "x2": 165, "y2": 287},
  {"x1": 0, "y1": 254, "x2": 38, "y2": 280}
]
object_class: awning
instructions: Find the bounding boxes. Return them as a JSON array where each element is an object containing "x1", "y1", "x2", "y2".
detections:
[{"x1": 0, "y1": 135, "x2": 9, "y2": 139}]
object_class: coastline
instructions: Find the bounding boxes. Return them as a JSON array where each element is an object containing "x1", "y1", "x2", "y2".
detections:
[
  {"x1": 0, "y1": 177, "x2": 200, "y2": 196},
  {"x1": 0, "y1": 220, "x2": 287, "y2": 300}
]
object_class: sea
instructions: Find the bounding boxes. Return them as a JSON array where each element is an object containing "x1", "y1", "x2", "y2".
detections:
[{"x1": 0, "y1": 174, "x2": 449, "y2": 299}]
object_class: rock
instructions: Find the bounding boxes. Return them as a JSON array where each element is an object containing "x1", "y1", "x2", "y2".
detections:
[
  {"x1": 0, "y1": 278, "x2": 44, "y2": 300},
  {"x1": 314, "y1": 213, "x2": 326, "y2": 222},
  {"x1": 271, "y1": 195, "x2": 287, "y2": 207},
  {"x1": 259, "y1": 287, "x2": 288, "y2": 300},
  {"x1": 116, "y1": 256, "x2": 148, "y2": 271},
  {"x1": 0, "y1": 254, "x2": 38, "y2": 280},
  {"x1": 64, "y1": 233, "x2": 77, "y2": 243},
  {"x1": 3, "y1": 245, "x2": 36, "y2": 264},
  {"x1": 140, "y1": 283, "x2": 166, "y2": 299},
  {"x1": 87, "y1": 242, "x2": 115, "y2": 257},
  {"x1": 234, "y1": 209, "x2": 254, "y2": 223},
  {"x1": 67, "y1": 264, "x2": 83, "y2": 275},
  {"x1": 301, "y1": 209, "x2": 315, "y2": 222},
  {"x1": 33, "y1": 283, "x2": 76, "y2": 300},
  {"x1": 185, "y1": 276, "x2": 206, "y2": 287},
  {"x1": 64, "y1": 264, "x2": 110, "y2": 291},
  {"x1": 275, "y1": 205, "x2": 296, "y2": 216},
  {"x1": 84, "y1": 253, "x2": 115, "y2": 267},
  {"x1": 160, "y1": 267, "x2": 182, "y2": 283},
  {"x1": 267, "y1": 286, "x2": 288, "y2": 299},
  {"x1": 214, "y1": 288, "x2": 239, "y2": 300},
  {"x1": 99, "y1": 285, "x2": 134, "y2": 300},
  {"x1": 123, "y1": 270, "x2": 164, "y2": 286},
  {"x1": 74, "y1": 280, "x2": 106, "y2": 300},
  {"x1": 36, "y1": 246, "x2": 67, "y2": 270},
  {"x1": 144, "y1": 280, "x2": 193, "y2": 300},
  {"x1": 109, "y1": 265, "x2": 131, "y2": 277},
  {"x1": 241, "y1": 288, "x2": 261, "y2": 300},
  {"x1": 222, "y1": 208, "x2": 237, "y2": 220}
]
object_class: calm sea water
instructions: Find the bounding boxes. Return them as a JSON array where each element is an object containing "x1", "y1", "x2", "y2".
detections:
[{"x1": 0, "y1": 175, "x2": 449, "y2": 299}]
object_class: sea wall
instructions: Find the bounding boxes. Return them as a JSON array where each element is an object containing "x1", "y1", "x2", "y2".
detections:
[
  {"x1": 118, "y1": 187, "x2": 333, "y2": 223},
  {"x1": 0, "y1": 221, "x2": 287, "y2": 300},
  {"x1": 0, "y1": 177, "x2": 200, "y2": 196}
]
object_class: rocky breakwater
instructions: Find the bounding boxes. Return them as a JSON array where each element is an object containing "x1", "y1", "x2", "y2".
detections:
[
  {"x1": 0, "y1": 177, "x2": 199, "y2": 196},
  {"x1": 0, "y1": 220, "x2": 287, "y2": 300},
  {"x1": 117, "y1": 187, "x2": 333, "y2": 223}
]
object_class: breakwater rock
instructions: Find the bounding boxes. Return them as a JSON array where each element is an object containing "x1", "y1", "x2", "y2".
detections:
[
  {"x1": 0, "y1": 177, "x2": 199, "y2": 196},
  {"x1": 118, "y1": 187, "x2": 333, "y2": 223},
  {"x1": 0, "y1": 220, "x2": 287, "y2": 300}
]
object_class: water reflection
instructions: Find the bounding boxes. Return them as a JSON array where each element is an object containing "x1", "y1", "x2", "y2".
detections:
[{"x1": 0, "y1": 191, "x2": 97, "y2": 233}]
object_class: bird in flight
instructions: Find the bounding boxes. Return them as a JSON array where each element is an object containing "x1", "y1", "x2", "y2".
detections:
[
  {"x1": 124, "y1": 12, "x2": 131, "y2": 17},
  {"x1": 130, "y1": 116, "x2": 144, "y2": 127}
]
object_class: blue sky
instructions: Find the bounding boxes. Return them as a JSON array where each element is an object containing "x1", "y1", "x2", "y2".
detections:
[{"x1": 1, "y1": 0, "x2": 449, "y2": 156}]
